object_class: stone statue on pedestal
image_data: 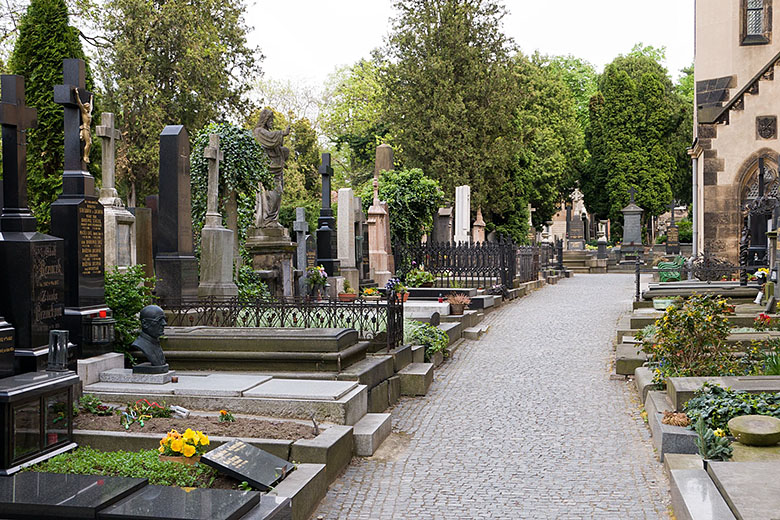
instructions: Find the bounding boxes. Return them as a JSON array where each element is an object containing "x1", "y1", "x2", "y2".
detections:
[
  {"x1": 131, "y1": 305, "x2": 168, "y2": 373},
  {"x1": 254, "y1": 108, "x2": 290, "y2": 228}
]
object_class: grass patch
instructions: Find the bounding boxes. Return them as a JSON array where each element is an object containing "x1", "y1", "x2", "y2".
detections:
[{"x1": 24, "y1": 447, "x2": 218, "y2": 488}]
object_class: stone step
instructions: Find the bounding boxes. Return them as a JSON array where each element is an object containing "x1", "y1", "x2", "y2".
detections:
[
  {"x1": 468, "y1": 295, "x2": 495, "y2": 310},
  {"x1": 635, "y1": 366, "x2": 661, "y2": 403},
  {"x1": 669, "y1": 469, "x2": 736, "y2": 520},
  {"x1": 446, "y1": 338, "x2": 465, "y2": 357},
  {"x1": 162, "y1": 327, "x2": 358, "y2": 352},
  {"x1": 615, "y1": 343, "x2": 647, "y2": 375},
  {"x1": 463, "y1": 325, "x2": 489, "y2": 340},
  {"x1": 371, "y1": 344, "x2": 413, "y2": 372},
  {"x1": 440, "y1": 309, "x2": 482, "y2": 329},
  {"x1": 411, "y1": 345, "x2": 425, "y2": 363},
  {"x1": 337, "y1": 355, "x2": 393, "y2": 390},
  {"x1": 270, "y1": 463, "x2": 327, "y2": 520},
  {"x1": 438, "y1": 322, "x2": 463, "y2": 344},
  {"x1": 398, "y1": 363, "x2": 434, "y2": 396},
  {"x1": 353, "y1": 413, "x2": 392, "y2": 457},
  {"x1": 290, "y1": 425, "x2": 353, "y2": 486}
]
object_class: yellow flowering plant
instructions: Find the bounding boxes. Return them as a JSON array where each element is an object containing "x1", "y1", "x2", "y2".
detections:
[{"x1": 158, "y1": 428, "x2": 210, "y2": 458}]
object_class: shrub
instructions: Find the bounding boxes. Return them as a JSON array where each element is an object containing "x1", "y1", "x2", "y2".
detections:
[
  {"x1": 637, "y1": 294, "x2": 735, "y2": 383},
  {"x1": 236, "y1": 264, "x2": 271, "y2": 301},
  {"x1": 25, "y1": 447, "x2": 218, "y2": 487},
  {"x1": 404, "y1": 262, "x2": 435, "y2": 287},
  {"x1": 694, "y1": 416, "x2": 732, "y2": 461},
  {"x1": 683, "y1": 382, "x2": 780, "y2": 434},
  {"x1": 104, "y1": 265, "x2": 155, "y2": 361},
  {"x1": 404, "y1": 320, "x2": 448, "y2": 361}
]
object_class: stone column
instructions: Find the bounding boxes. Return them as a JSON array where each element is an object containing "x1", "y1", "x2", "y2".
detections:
[
  {"x1": 337, "y1": 188, "x2": 359, "y2": 291},
  {"x1": 597, "y1": 220, "x2": 608, "y2": 259},
  {"x1": 367, "y1": 146, "x2": 394, "y2": 287},
  {"x1": 197, "y1": 134, "x2": 237, "y2": 298},
  {"x1": 472, "y1": 207, "x2": 486, "y2": 243},
  {"x1": 97, "y1": 112, "x2": 136, "y2": 272},
  {"x1": 454, "y1": 185, "x2": 471, "y2": 244}
]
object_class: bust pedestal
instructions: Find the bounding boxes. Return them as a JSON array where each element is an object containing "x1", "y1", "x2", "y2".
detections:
[{"x1": 245, "y1": 226, "x2": 296, "y2": 298}]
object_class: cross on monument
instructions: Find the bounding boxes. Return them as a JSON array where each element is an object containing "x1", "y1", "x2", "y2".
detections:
[
  {"x1": 320, "y1": 153, "x2": 333, "y2": 210},
  {"x1": 54, "y1": 59, "x2": 93, "y2": 177},
  {"x1": 668, "y1": 202, "x2": 676, "y2": 226},
  {"x1": 96, "y1": 112, "x2": 121, "y2": 201},
  {"x1": 293, "y1": 207, "x2": 309, "y2": 274},
  {"x1": 628, "y1": 187, "x2": 637, "y2": 204},
  {"x1": 0, "y1": 75, "x2": 37, "y2": 232},
  {"x1": 203, "y1": 134, "x2": 224, "y2": 228}
]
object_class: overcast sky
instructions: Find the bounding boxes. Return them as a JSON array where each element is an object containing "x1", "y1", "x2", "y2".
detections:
[{"x1": 247, "y1": 0, "x2": 695, "y2": 88}]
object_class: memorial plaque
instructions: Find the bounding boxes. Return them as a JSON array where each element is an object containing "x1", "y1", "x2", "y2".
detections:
[
  {"x1": 116, "y1": 223, "x2": 132, "y2": 266},
  {"x1": 666, "y1": 225, "x2": 680, "y2": 254},
  {"x1": 78, "y1": 199, "x2": 104, "y2": 277},
  {"x1": 623, "y1": 217, "x2": 642, "y2": 245},
  {"x1": 201, "y1": 440, "x2": 295, "y2": 492},
  {"x1": 98, "y1": 485, "x2": 261, "y2": 520},
  {"x1": 32, "y1": 241, "x2": 64, "y2": 346},
  {"x1": 0, "y1": 319, "x2": 14, "y2": 378},
  {"x1": 568, "y1": 220, "x2": 584, "y2": 240},
  {"x1": 306, "y1": 235, "x2": 316, "y2": 269}
]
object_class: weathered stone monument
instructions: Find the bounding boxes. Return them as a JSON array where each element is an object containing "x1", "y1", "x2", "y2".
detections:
[
  {"x1": 97, "y1": 112, "x2": 136, "y2": 271},
  {"x1": 566, "y1": 199, "x2": 585, "y2": 250},
  {"x1": 154, "y1": 125, "x2": 198, "y2": 303},
  {"x1": 50, "y1": 59, "x2": 114, "y2": 357},
  {"x1": 472, "y1": 207, "x2": 486, "y2": 243},
  {"x1": 316, "y1": 153, "x2": 339, "y2": 275},
  {"x1": 132, "y1": 207, "x2": 154, "y2": 282},
  {"x1": 367, "y1": 146, "x2": 394, "y2": 286},
  {"x1": 666, "y1": 203, "x2": 680, "y2": 255},
  {"x1": 434, "y1": 207, "x2": 454, "y2": 243},
  {"x1": 0, "y1": 74, "x2": 65, "y2": 354},
  {"x1": 293, "y1": 207, "x2": 310, "y2": 296},
  {"x1": 337, "y1": 188, "x2": 359, "y2": 291},
  {"x1": 454, "y1": 185, "x2": 471, "y2": 244},
  {"x1": 245, "y1": 109, "x2": 295, "y2": 297},
  {"x1": 597, "y1": 219, "x2": 608, "y2": 259},
  {"x1": 197, "y1": 134, "x2": 237, "y2": 298},
  {"x1": 621, "y1": 187, "x2": 644, "y2": 253}
]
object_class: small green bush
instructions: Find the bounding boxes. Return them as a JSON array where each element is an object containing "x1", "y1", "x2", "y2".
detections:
[
  {"x1": 684, "y1": 383, "x2": 780, "y2": 434},
  {"x1": 693, "y1": 416, "x2": 732, "y2": 461},
  {"x1": 25, "y1": 447, "x2": 218, "y2": 487},
  {"x1": 404, "y1": 320, "x2": 448, "y2": 361},
  {"x1": 236, "y1": 264, "x2": 271, "y2": 301}
]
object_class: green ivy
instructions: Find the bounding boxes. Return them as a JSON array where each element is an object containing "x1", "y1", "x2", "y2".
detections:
[
  {"x1": 684, "y1": 382, "x2": 780, "y2": 435},
  {"x1": 236, "y1": 265, "x2": 271, "y2": 301},
  {"x1": 404, "y1": 320, "x2": 449, "y2": 362},
  {"x1": 104, "y1": 265, "x2": 154, "y2": 360}
]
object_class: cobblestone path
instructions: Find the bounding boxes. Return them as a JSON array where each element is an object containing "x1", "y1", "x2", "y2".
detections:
[{"x1": 314, "y1": 274, "x2": 670, "y2": 519}]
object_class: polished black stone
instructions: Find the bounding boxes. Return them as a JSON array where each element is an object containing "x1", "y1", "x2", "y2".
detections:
[
  {"x1": 0, "y1": 317, "x2": 13, "y2": 378},
  {"x1": 53, "y1": 59, "x2": 92, "y2": 177},
  {"x1": 0, "y1": 472, "x2": 146, "y2": 519},
  {"x1": 132, "y1": 362, "x2": 168, "y2": 374},
  {"x1": 98, "y1": 485, "x2": 261, "y2": 520},
  {"x1": 0, "y1": 369, "x2": 78, "y2": 402},
  {"x1": 201, "y1": 440, "x2": 295, "y2": 492}
]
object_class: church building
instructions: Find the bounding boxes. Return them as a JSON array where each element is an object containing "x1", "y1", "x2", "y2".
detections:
[{"x1": 693, "y1": 0, "x2": 780, "y2": 263}]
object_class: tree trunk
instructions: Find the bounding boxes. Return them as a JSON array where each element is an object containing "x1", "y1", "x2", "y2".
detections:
[{"x1": 225, "y1": 189, "x2": 242, "y2": 273}]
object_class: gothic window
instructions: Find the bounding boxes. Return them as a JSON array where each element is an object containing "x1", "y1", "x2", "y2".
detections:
[
  {"x1": 741, "y1": 158, "x2": 779, "y2": 209},
  {"x1": 742, "y1": 0, "x2": 772, "y2": 45}
]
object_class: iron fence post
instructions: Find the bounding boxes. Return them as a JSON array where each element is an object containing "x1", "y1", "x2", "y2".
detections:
[{"x1": 635, "y1": 255, "x2": 641, "y2": 302}]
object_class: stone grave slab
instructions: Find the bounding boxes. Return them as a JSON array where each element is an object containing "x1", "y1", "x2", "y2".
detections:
[
  {"x1": 0, "y1": 472, "x2": 146, "y2": 519},
  {"x1": 239, "y1": 495, "x2": 292, "y2": 520},
  {"x1": 99, "y1": 368, "x2": 175, "y2": 384},
  {"x1": 201, "y1": 439, "x2": 295, "y2": 492},
  {"x1": 243, "y1": 379, "x2": 358, "y2": 401},
  {"x1": 708, "y1": 461, "x2": 780, "y2": 520},
  {"x1": 98, "y1": 485, "x2": 260, "y2": 520},
  {"x1": 171, "y1": 374, "x2": 272, "y2": 397},
  {"x1": 84, "y1": 381, "x2": 175, "y2": 395},
  {"x1": 669, "y1": 469, "x2": 736, "y2": 520},
  {"x1": 668, "y1": 376, "x2": 780, "y2": 410}
]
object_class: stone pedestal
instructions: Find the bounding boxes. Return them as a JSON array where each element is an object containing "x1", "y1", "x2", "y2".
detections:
[
  {"x1": 621, "y1": 201, "x2": 644, "y2": 253},
  {"x1": 246, "y1": 227, "x2": 295, "y2": 298},
  {"x1": 367, "y1": 199, "x2": 393, "y2": 287},
  {"x1": 472, "y1": 207, "x2": 486, "y2": 244},
  {"x1": 454, "y1": 185, "x2": 471, "y2": 244},
  {"x1": 597, "y1": 219, "x2": 608, "y2": 259},
  {"x1": 337, "y1": 188, "x2": 359, "y2": 291},
  {"x1": 198, "y1": 226, "x2": 238, "y2": 298},
  {"x1": 101, "y1": 202, "x2": 136, "y2": 272}
]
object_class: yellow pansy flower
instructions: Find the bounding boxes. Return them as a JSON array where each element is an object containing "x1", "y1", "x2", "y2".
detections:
[
  {"x1": 183, "y1": 428, "x2": 196, "y2": 441},
  {"x1": 199, "y1": 433, "x2": 209, "y2": 446},
  {"x1": 170, "y1": 438, "x2": 184, "y2": 453},
  {"x1": 181, "y1": 443, "x2": 196, "y2": 457},
  {"x1": 158, "y1": 445, "x2": 165, "y2": 453}
]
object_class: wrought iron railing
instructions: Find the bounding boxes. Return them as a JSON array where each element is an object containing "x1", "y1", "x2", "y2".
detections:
[
  {"x1": 393, "y1": 239, "x2": 524, "y2": 288},
  {"x1": 162, "y1": 295, "x2": 404, "y2": 349},
  {"x1": 516, "y1": 246, "x2": 539, "y2": 284}
]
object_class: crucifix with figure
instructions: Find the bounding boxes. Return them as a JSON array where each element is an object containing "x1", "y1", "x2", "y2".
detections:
[{"x1": 53, "y1": 59, "x2": 94, "y2": 183}]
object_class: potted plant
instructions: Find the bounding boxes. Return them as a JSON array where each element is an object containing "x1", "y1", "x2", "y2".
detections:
[
  {"x1": 405, "y1": 262, "x2": 435, "y2": 288},
  {"x1": 361, "y1": 287, "x2": 380, "y2": 301},
  {"x1": 338, "y1": 280, "x2": 358, "y2": 302},
  {"x1": 447, "y1": 293, "x2": 471, "y2": 315},
  {"x1": 158, "y1": 428, "x2": 210, "y2": 465},
  {"x1": 306, "y1": 265, "x2": 328, "y2": 299},
  {"x1": 385, "y1": 278, "x2": 409, "y2": 302}
]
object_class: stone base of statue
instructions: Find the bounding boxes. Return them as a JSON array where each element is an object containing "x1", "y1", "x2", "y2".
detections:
[
  {"x1": 100, "y1": 187, "x2": 136, "y2": 272},
  {"x1": 100, "y1": 367, "x2": 174, "y2": 384},
  {"x1": 198, "y1": 226, "x2": 238, "y2": 298},
  {"x1": 246, "y1": 226, "x2": 296, "y2": 298}
]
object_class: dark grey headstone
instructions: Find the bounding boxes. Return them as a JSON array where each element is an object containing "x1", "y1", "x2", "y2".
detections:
[
  {"x1": 306, "y1": 234, "x2": 316, "y2": 269},
  {"x1": 98, "y1": 485, "x2": 261, "y2": 520},
  {"x1": 0, "y1": 472, "x2": 146, "y2": 519},
  {"x1": 201, "y1": 440, "x2": 295, "y2": 492},
  {"x1": 434, "y1": 207, "x2": 453, "y2": 243},
  {"x1": 0, "y1": 317, "x2": 13, "y2": 378},
  {"x1": 666, "y1": 225, "x2": 680, "y2": 255}
]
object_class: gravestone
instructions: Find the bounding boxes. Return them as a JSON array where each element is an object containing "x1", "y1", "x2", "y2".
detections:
[
  {"x1": 597, "y1": 219, "x2": 608, "y2": 259},
  {"x1": 454, "y1": 185, "x2": 471, "y2": 244},
  {"x1": 306, "y1": 234, "x2": 316, "y2": 270},
  {"x1": 434, "y1": 207, "x2": 454, "y2": 243},
  {"x1": 354, "y1": 197, "x2": 371, "y2": 286},
  {"x1": 472, "y1": 206, "x2": 486, "y2": 243},
  {"x1": 145, "y1": 194, "x2": 159, "y2": 258},
  {"x1": 50, "y1": 59, "x2": 114, "y2": 357},
  {"x1": 337, "y1": 187, "x2": 359, "y2": 291},
  {"x1": 621, "y1": 187, "x2": 644, "y2": 253},
  {"x1": 197, "y1": 134, "x2": 237, "y2": 298},
  {"x1": 316, "y1": 153, "x2": 339, "y2": 277},
  {"x1": 132, "y1": 207, "x2": 155, "y2": 283},
  {"x1": 367, "y1": 146, "x2": 394, "y2": 286},
  {"x1": 0, "y1": 318, "x2": 13, "y2": 379},
  {"x1": 154, "y1": 125, "x2": 198, "y2": 303},
  {"x1": 0, "y1": 74, "x2": 65, "y2": 352},
  {"x1": 97, "y1": 112, "x2": 136, "y2": 272},
  {"x1": 566, "y1": 202, "x2": 585, "y2": 250},
  {"x1": 293, "y1": 207, "x2": 309, "y2": 296},
  {"x1": 666, "y1": 203, "x2": 680, "y2": 255},
  {"x1": 201, "y1": 439, "x2": 295, "y2": 492}
]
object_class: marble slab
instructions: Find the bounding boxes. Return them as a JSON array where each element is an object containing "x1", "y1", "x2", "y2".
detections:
[
  {"x1": 708, "y1": 461, "x2": 780, "y2": 519},
  {"x1": 171, "y1": 374, "x2": 271, "y2": 397},
  {"x1": 98, "y1": 485, "x2": 260, "y2": 520},
  {"x1": 0, "y1": 472, "x2": 146, "y2": 519},
  {"x1": 242, "y1": 379, "x2": 358, "y2": 401},
  {"x1": 201, "y1": 440, "x2": 295, "y2": 493}
]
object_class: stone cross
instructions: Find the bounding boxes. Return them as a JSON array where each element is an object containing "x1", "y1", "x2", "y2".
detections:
[
  {"x1": 96, "y1": 113, "x2": 121, "y2": 200},
  {"x1": 0, "y1": 75, "x2": 37, "y2": 232},
  {"x1": 668, "y1": 202, "x2": 676, "y2": 226},
  {"x1": 294, "y1": 207, "x2": 309, "y2": 286},
  {"x1": 628, "y1": 186, "x2": 637, "y2": 204},
  {"x1": 203, "y1": 134, "x2": 224, "y2": 228},
  {"x1": 54, "y1": 59, "x2": 92, "y2": 175}
]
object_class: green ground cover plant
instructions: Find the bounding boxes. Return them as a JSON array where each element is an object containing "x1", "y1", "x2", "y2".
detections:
[
  {"x1": 404, "y1": 320, "x2": 448, "y2": 361},
  {"x1": 684, "y1": 383, "x2": 780, "y2": 435}
]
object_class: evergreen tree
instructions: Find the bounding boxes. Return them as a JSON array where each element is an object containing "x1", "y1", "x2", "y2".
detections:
[{"x1": 9, "y1": 0, "x2": 94, "y2": 231}]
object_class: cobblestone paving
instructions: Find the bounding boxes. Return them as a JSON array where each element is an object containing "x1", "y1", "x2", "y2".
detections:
[{"x1": 314, "y1": 274, "x2": 670, "y2": 519}]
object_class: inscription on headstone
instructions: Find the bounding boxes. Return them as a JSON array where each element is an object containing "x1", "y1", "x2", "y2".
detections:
[
  {"x1": 306, "y1": 235, "x2": 316, "y2": 269},
  {"x1": 78, "y1": 200, "x2": 103, "y2": 277},
  {"x1": 201, "y1": 440, "x2": 294, "y2": 492},
  {"x1": 32, "y1": 242, "x2": 64, "y2": 344}
]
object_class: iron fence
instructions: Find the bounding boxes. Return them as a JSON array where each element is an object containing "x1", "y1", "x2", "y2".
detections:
[
  {"x1": 516, "y1": 246, "x2": 539, "y2": 284},
  {"x1": 162, "y1": 295, "x2": 404, "y2": 349}
]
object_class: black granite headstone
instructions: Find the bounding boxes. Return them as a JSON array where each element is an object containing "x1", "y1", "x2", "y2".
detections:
[
  {"x1": 154, "y1": 125, "x2": 198, "y2": 303},
  {"x1": 200, "y1": 439, "x2": 295, "y2": 492},
  {"x1": 0, "y1": 74, "x2": 66, "y2": 351},
  {"x1": 98, "y1": 485, "x2": 261, "y2": 520},
  {"x1": 0, "y1": 472, "x2": 146, "y2": 519},
  {"x1": 666, "y1": 225, "x2": 680, "y2": 254},
  {"x1": 316, "y1": 153, "x2": 339, "y2": 276},
  {"x1": 0, "y1": 317, "x2": 13, "y2": 378}
]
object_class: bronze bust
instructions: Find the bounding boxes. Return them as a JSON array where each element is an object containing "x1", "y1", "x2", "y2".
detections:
[{"x1": 131, "y1": 305, "x2": 168, "y2": 371}]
